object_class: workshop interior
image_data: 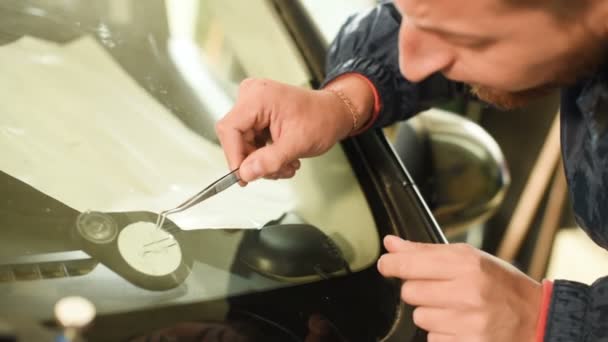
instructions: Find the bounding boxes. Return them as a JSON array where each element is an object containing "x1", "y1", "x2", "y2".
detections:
[{"x1": 0, "y1": 0, "x2": 592, "y2": 341}]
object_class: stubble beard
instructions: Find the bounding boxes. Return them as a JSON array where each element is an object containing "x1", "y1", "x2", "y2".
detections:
[{"x1": 470, "y1": 44, "x2": 607, "y2": 110}]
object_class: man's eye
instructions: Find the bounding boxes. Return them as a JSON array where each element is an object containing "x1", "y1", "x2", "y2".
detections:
[{"x1": 451, "y1": 37, "x2": 493, "y2": 49}]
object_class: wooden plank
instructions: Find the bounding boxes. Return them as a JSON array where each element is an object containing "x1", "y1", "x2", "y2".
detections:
[
  {"x1": 528, "y1": 162, "x2": 568, "y2": 280},
  {"x1": 496, "y1": 114, "x2": 561, "y2": 262}
]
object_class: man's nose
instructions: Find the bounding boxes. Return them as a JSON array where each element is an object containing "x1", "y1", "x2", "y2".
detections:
[{"x1": 398, "y1": 24, "x2": 454, "y2": 83}]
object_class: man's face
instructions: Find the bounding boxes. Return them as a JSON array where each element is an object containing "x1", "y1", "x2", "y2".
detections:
[{"x1": 394, "y1": 0, "x2": 605, "y2": 109}]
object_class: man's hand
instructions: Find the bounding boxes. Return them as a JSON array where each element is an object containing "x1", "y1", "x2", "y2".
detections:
[
  {"x1": 377, "y1": 235, "x2": 542, "y2": 342},
  {"x1": 215, "y1": 77, "x2": 374, "y2": 183}
]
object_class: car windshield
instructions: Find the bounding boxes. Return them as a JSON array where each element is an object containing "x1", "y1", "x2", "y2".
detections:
[{"x1": 0, "y1": 0, "x2": 379, "y2": 322}]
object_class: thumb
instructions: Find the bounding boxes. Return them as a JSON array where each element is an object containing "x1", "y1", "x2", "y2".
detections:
[
  {"x1": 239, "y1": 142, "x2": 294, "y2": 182},
  {"x1": 383, "y1": 235, "x2": 414, "y2": 253}
]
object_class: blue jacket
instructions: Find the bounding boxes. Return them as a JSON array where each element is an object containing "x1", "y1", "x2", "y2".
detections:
[{"x1": 324, "y1": 2, "x2": 608, "y2": 341}]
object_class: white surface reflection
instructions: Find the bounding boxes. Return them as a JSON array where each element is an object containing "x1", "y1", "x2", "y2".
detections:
[{"x1": 0, "y1": 36, "x2": 294, "y2": 230}]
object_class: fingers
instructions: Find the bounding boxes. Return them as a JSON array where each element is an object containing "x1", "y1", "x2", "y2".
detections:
[
  {"x1": 217, "y1": 79, "x2": 307, "y2": 182},
  {"x1": 384, "y1": 234, "x2": 413, "y2": 253},
  {"x1": 217, "y1": 116, "x2": 302, "y2": 182},
  {"x1": 415, "y1": 307, "x2": 491, "y2": 339},
  {"x1": 215, "y1": 119, "x2": 248, "y2": 172},
  {"x1": 413, "y1": 307, "x2": 458, "y2": 335},
  {"x1": 378, "y1": 252, "x2": 455, "y2": 280},
  {"x1": 240, "y1": 142, "x2": 298, "y2": 182},
  {"x1": 263, "y1": 160, "x2": 301, "y2": 180},
  {"x1": 377, "y1": 241, "x2": 464, "y2": 280},
  {"x1": 379, "y1": 236, "x2": 481, "y2": 280},
  {"x1": 216, "y1": 80, "x2": 272, "y2": 179},
  {"x1": 401, "y1": 280, "x2": 459, "y2": 308},
  {"x1": 426, "y1": 333, "x2": 457, "y2": 342},
  {"x1": 290, "y1": 159, "x2": 301, "y2": 170}
]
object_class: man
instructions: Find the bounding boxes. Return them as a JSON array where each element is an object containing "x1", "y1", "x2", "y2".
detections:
[{"x1": 215, "y1": 0, "x2": 608, "y2": 340}]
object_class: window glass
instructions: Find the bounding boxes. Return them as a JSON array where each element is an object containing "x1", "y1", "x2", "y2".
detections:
[{"x1": 0, "y1": 0, "x2": 379, "y2": 321}]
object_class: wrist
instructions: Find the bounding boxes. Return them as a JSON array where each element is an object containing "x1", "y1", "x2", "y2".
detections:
[
  {"x1": 323, "y1": 74, "x2": 375, "y2": 137},
  {"x1": 317, "y1": 89, "x2": 354, "y2": 140}
]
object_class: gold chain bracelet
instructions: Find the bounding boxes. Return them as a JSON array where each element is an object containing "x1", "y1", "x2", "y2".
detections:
[{"x1": 326, "y1": 87, "x2": 361, "y2": 134}]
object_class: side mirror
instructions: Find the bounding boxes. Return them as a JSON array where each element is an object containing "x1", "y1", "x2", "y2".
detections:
[{"x1": 392, "y1": 109, "x2": 510, "y2": 238}]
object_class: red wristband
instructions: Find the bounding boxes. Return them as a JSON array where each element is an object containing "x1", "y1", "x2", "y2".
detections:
[{"x1": 535, "y1": 279, "x2": 554, "y2": 342}]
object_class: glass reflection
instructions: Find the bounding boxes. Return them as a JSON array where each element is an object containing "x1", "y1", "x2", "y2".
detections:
[{"x1": 0, "y1": 0, "x2": 379, "y2": 325}]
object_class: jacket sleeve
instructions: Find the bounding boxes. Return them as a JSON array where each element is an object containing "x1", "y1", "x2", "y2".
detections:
[
  {"x1": 322, "y1": 1, "x2": 466, "y2": 129},
  {"x1": 544, "y1": 277, "x2": 608, "y2": 341}
]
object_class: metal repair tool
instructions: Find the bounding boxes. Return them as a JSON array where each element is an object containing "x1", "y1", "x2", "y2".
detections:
[{"x1": 155, "y1": 168, "x2": 241, "y2": 232}]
